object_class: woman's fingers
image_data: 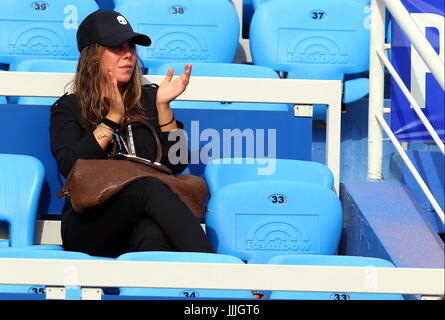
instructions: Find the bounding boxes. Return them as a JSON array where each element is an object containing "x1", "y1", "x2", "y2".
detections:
[
  {"x1": 107, "y1": 68, "x2": 119, "y2": 96},
  {"x1": 106, "y1": 67, "x2": 124, "y2": 116},
  {"x1": 182, "y1": 64, "x2": 191, "y2": 86},
  {"x1": 161, "y1": 67, "x2": 174, "y2": 85},
  {"x1": 156, "y1": 64, "x2": 192, "y2": 105}
]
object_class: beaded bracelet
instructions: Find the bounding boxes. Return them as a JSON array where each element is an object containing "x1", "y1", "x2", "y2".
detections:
[
  {"x1": 97, "y1": 123, "x2": 114, "y2": 134},
  {"x1": 96, "y1": 124, "x2": 115, "y2": 143}
]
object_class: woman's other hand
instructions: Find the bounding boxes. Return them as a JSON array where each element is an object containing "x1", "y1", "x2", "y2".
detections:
[{"x1": 156, "y1": 64, "x2": 192, "y2": 110}]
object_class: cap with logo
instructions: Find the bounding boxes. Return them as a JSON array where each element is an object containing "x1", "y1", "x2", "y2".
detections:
[{"x1": 76, "y1": 10, "x2": 151, "y2": 52}]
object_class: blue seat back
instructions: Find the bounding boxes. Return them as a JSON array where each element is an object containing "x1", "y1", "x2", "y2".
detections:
[
  {"x1": 204, "y1": 157, "x2": 334, "y2": 194},
  {"x1": 154, "y1": 62, "x2": 290, "y2": 111},
  {"x1": 206, "y1": 180, "x2": 343, "y2": 264},
  {"x1": 117, "y1": 251, "x2": 253, "y2": 299},
  {"x1": 114, "y1": 0, "x2": 240, "y2": 71},
  {"x1": 251, "y1": 1, "x2": 373, "y2": 25},
  {"x1": 249, "y1": 0, "x2": 370, "y2": 103},
  {"x1": 1, "y1": 106, "x2": 65, "y2": 217},
  {"x1": 0, "y1": 0, "x2": 98, "y2": 70},
  {"x1": 0, "y1": 248, "x2": 93, "y2": 297},
  {"x1": 268, "y1": 254, "x2": 404, "y2": 300},
  {"x1": 15, "y1": 59, "x2": 77, "y2": 105},
  {"x1": 0, "y1": 154, "x2": 44, "y2": 247}
]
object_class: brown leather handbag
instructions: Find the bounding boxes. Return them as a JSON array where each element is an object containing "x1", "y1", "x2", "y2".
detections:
[{"x1": 57, "y1": 119, "x2": 208, "y2": 221}]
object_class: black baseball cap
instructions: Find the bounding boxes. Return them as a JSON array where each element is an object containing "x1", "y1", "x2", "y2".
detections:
[{"x1": 77, "y1": 10, "x2": 151, "y2": 52}]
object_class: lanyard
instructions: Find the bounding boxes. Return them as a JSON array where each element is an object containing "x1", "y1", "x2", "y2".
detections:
[
  {"x1": 114, "y1": 124, "x2": 135, "y2": 156},
  {"x1": 126, "y1": 125, "x2": 136, "y2": 156}
]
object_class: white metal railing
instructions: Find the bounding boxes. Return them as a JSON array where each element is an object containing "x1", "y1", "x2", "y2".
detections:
[
  {"x1": 368, "y1": 0, "x2": 445, "y2": 224},
  {"x1": 0, "y1": 258, "x2": 443, "y2": 299},
  {"x1": 0, "y1": 71, "x2": 442, "y2": 299}
]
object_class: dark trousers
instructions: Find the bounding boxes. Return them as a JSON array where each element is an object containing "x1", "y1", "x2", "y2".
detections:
[{"x1": 62, "y1": 178, "x2": 215, "y2": 257}]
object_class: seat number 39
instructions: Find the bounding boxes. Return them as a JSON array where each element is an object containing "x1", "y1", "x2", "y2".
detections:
[{"x1": 32, "y1": 1, "x2": 48, "y2": 10}]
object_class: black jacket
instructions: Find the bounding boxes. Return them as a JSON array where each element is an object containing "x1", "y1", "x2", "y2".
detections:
[{"x1": 50, "y1": 84, "x2": 188, "y2": 179}]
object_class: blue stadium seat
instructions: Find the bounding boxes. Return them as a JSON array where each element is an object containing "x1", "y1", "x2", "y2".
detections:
[
  {"x1": 268, "y1": 254, "x2": 404, "y2": 300},
  {"x1": 154, "y1": 62, "x2": 290, "y2": 111},
  {"x1": 249, "y1": 0, "x2": 370, "y2": 106},
  {"x1": 0, "y1": 248, "x2": 93, "y2": 298},
  {"x1": 0, "y1": 154, "x2": 62, "y2": 250},
  {"x1": 15, "y1": 59, "x2": 77, "y2": 105},
  {"x1": 205, "y1": 180, "x2": 343, "y2": 264},
  {"x1": 117, "y1": 251, "x2": 253, "y2": 299},
  {"x1": 204, "y1": 157, "x2": 334, "y2": 195},
  {"x1": 114, "y1": 0, "x2": 240, "y2": 72},
  {"x1": 0, "y1": 0, "x2": 99, "y2": 70},
  {"x1": 253, "y1": 0, "x2": 371, "y2": 12}
]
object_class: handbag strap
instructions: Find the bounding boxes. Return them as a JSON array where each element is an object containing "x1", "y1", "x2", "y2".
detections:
[{"x1": 119, "y1": 119, "x2": 163, "y2": 163}]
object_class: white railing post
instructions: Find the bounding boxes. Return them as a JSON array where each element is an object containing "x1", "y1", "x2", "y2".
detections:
[{"x1": 368, "y1": 0, "x2": 387, "y2": 180}]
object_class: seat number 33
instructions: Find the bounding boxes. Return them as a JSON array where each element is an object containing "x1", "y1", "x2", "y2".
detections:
[{"x1": 268, "y1": 194, "x2": 287, "y2": 204}]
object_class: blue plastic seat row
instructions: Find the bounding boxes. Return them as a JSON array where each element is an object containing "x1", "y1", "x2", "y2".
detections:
[
  {"x1": 0, "y1": 152, "x2": 250, "y2": 299},
  {"x1": 267, "y1": 254, "x2": 403, "y2": 300},
  {"x1": 201, "y1": 157, "x2": 402, "y2": 300},
  {"x1": 0, "y1": 153, "x2": 403, "y2": 299},
  {"x1": 2, "y1": 0, "x2": 372, "y2": 118},
  {"x1": 0, "y1": 248, "x2": 254, "y2": 299},
  {"x1": 0, "y1": 248, "x2": 403, "y2": 300}
]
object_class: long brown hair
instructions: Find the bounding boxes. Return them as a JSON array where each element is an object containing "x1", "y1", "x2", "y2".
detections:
[{"x1": 72, "y1": 43, "x2": 147, "y2": 126}]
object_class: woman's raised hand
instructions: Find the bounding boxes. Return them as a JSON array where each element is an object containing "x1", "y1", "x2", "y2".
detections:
[
  {"x1": 105, "y1": 67, "x2": 125, "y2": 123},
  {"x1": 156, "y1": 64, "x2": 192, "y2": 109}
]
